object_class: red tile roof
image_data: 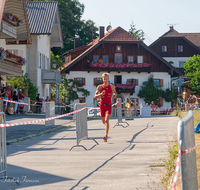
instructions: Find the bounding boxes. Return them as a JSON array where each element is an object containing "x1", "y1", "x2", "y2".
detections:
[{"x1": 180, "y1": 33, "x2": 200, "y2": 48}]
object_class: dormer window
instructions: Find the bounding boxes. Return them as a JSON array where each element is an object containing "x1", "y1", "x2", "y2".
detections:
[
  {"x1": 116, "y1": 45, "x2": 121, "y2": 52},
  {"x1": 178, "y1": 45, "x2": 183, "y2": 52},
  {"x1": 162, "y1": 45, "x2": 167, "y2": 52}
]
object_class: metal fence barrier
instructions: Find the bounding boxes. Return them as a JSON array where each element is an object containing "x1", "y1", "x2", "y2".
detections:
[
  {"x1": 37, "y1": 102, "x2": 55, "y2": 133},
  {"x1": 113, "y1": 98, "x2": 129, "y2": 128},
  {"x1": 0, "y1": 112, "x2": 18, "y2": 183},
  {"x1": 70, "y1": 103, "x2": 98, "y2": 151},
  {"x1": 177, "y1": 110, "x2": 198, "y2": 190},
  {"x1": 0, "y1": 112, "x2": 6, "y2": 177},
  {"x1": 72, "y1": 99, "x2": 80, "y2": 122}
]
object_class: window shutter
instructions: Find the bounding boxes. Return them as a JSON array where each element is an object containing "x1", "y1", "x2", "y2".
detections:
[
  {"x1": 94, "y1": 78, "x2": 97, "y2": 86},
  {"x1": 127, "y1": 79, "x2": 130, "y2": 84},
  {"x1": 83, "y1": 78, "x2": 85, "y2": 85},
  {"x1": 83, "y1": 98, "x2": 86, "y2": 103},
  {"x1": 74, "y1": 78, "x2": 77, "y2": 82},
  {"x1": 135, "y1": 79, "x2": 138, "y2": 86},
  {"x1": 160, "y1": 79, "x2": 163, "y2": 87},
  {"x1": 136, "y1": 98, "x2": 139, "y2": 104}
]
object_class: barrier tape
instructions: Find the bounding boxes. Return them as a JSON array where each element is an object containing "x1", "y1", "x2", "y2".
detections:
[
  {"x1": 0, "y1": 107, "x2": 86, "y2": 128},
  {"x1": 171, "y1": 140, "x2": 200, "y2": 189},
  {"x1": 171, "y1": 152, "x2": 181, "y2": 190}
]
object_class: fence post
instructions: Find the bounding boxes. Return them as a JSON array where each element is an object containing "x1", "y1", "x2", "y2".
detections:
[
  {"x1": 177, "y1": 110, "x2": 198, "y2": 190},
  {"x1": 70, "y1": 103, "x2": 98, "y2": 151},
  {"x1": 113, "y1": 98, "x2": 130, "y2": 128},
  {"x1": 24, "y1": 97, "x2": 32, "y2": 114},
  {"x1": 45, "y1": 102, "x2": 55, "y2": 129}
]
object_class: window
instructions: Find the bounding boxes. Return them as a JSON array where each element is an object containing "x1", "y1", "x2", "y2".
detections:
[
  {"x1": 178, "y1": 45, "x2": 183, "y2": 52},
  {"x1": 46, "y1": 58, "x2": 49, "y2": 69},
  {"x1": 38, "y1": 52, "x2": 41, "y2": 68},
  {"x1": 154, "y1": 79, "x2": 163, "y2": 87},
  {"x1": 154, "y1": 79, "x2": 160, "y2": 87},
  {"x1": 94, "y1": 78, "x2": 102, "y2": 86},
  {"x1": 42, "y1": 55, "x2": 45, "y2": 70},
  {"x1": 39, "y1": 53, "x2": 42, "y2": 69},
  {"x1": 93, "y1": 55, "x2": 99, "y2": 62},
  {"x1": 162, "y1": 45, "x2": 167, "y2": 52},
  {"x1": 128, "y1": 56, "x2": 134, "y2": 63},
  {"x1": 137, "y1": 56, "x2": 143, "y2": 63},
  {"x1": 115, "y1": 53, "x2": 122, "y2": 62},
  {"x1": 79, "y1": 97, "x2": 86, "y2": 103},
  {"x1": 103, "y1": 55, "x2": 108, "y2": 62},
  {"x1": 179, "y1": 61, "x2": 185, "y2": 68},
  {"x1": 74, "y1": 78, "x2": 85, "y2": 87},
  {"x1": 116, "y1": 45, "x2": 121, "y2": 52}
]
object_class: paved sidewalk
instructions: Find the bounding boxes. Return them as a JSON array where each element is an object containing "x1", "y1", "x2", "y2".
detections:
[{"x1": 0, "y1": 115, "x2": 179, "y2": 190}]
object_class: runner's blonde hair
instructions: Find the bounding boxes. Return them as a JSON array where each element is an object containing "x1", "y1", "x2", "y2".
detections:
[{"x1": 102, "y1": 73, "x2": 109, "y2": 78}]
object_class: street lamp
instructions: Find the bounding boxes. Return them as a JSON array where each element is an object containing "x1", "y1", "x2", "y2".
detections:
[{"x1": 52, "y1": 62, "x2": 57, "y2": 69}]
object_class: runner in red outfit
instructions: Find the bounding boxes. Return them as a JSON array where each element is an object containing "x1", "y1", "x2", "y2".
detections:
[{"x1": 94, "y1": 73, "x2": 116, "y2": 142}]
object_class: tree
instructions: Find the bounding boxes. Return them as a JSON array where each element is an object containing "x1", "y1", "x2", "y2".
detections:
[
  {"x1": 184, "y1": 55, "x2": 200, "y2": 95},
  {"x1": 51, "y1": 78, "x2": 90, "y2": 111},
  {"x1": 6, "y1": 71, "x2": 38, "y2": 101},
  {"x1": 77, "y1": 19, "x2": 98, "y2": 47},
  {"x1": 129, "y1": 21, "x2": 145, "y2": 41},
  {"x1": 50, "y1": 51, "x2": 64, "y2": 69},
  {"x1": 138, "y1": 75, "x2": 163, "y2": 105}
]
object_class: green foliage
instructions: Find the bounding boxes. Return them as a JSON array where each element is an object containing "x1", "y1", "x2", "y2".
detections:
[
  {"x1": 138, "y1": 75, "x2": 176, "y2": 104},
  {"x1": 40, "y1": 0, "x2": 99, "y2": 56},
  {"x1": 52, "y1": 78, "x2": 90, "y2": 111},
  {"x1": 138, "y1": 75, "x2": 164, "y2": 105},
  {"x1": 50, "y1": 51, "x2": 64, "y2": 69},
  {"x1": 161, "y1": 138, "x2": 178, "y2": 189},
  {"x1": 129, "y1": 20, "x2": 145, "y2": 41},
  {"x1": 163, "y1": 88, "x2": 177, "y2": 102},
  {"x1": 184, "y1": 54, "x2": 200, "y2": 95},
  {"x1": 6, "y1": 71, "x2": 38, "y2": 100}
]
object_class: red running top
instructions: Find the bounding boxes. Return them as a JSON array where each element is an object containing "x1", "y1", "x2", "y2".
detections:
[{"x1": 100, "y1": 84, "x2": 112, "y2": 105}]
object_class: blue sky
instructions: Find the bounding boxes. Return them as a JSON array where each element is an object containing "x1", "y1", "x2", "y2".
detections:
[{"x1": 79, "y1": 0, "x2": 200, "y2": 45}]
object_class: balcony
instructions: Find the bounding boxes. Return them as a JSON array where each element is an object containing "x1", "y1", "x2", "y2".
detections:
[
  {"x1": 115, "y1": 84, "x2": 135, "y2": 95},
  {"x1": 0, "y1": 20, "x2": 17, "y2": 39},
  {"x1": 0, "y1": 58, "x2": 22, "y2": 76},
  {"x1": 41, "y1": 70, "x2": 61, "y2": 84},
  {"x1": 88, "y1": 62, "x2": 151, "y2": 73}
]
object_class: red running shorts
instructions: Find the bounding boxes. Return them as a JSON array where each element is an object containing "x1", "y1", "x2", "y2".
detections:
[{"x1": 100, "y1": 104, "x2": 112, "y2": 117}]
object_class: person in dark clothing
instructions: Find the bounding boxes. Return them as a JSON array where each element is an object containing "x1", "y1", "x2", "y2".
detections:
[
  {"x1": 36, "y1": 93, "x2": 41, "y2": 113},
  {"x1": 13, "y1": 91, "x2": 18, "y2": 114}
]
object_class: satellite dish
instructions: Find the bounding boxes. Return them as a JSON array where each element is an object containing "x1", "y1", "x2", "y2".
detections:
[{"x1": 106, "y1": 24, "x2": 112, "y2": 32}]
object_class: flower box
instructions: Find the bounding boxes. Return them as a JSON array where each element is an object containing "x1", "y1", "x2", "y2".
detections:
[
  {"x1": 115, "y1": 83, "x2": 135, "y2": 95},
  {"x1": 88, "y1": 62, "x2": 151, "y2": 73},
  {"x1": 2, "y1": 15, "x2": 18, "y2": 27}
]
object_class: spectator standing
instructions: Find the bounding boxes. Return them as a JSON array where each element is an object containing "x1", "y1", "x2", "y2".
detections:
[
  {"x1": 0, "y1": 83, "x2": 4, "y2": 97},
  {"x1": 18, "y1": 89, "x2": 25, "y2": 103},
  {"x1": 13, "y1": 91, "x2": 18, "y2": 114},
  {"x1": 45, "y1": 96, "x2": 50, "y2": 102},
  {"x1": 36, "y1": 93, "x2": 41, "y2": 113},
  {"x1": 6, "y1": 84, "x2": 11, "y2": 114}
]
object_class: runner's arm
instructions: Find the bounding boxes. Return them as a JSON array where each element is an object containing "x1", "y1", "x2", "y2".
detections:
[
  {"x1": 111, "y1": 84, "x2": 117, "y2": 99},
  {"x1": 94, "y1": 85, "x2": 104, "y2": 99}
]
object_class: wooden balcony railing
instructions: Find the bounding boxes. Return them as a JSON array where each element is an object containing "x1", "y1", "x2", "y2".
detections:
[{"x1": 88, "y1": 63, "x2": 151, "y2": 73}]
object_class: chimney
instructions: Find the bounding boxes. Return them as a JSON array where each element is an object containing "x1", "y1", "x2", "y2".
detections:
[
  {"x1": 74, "y1": 37, "x2": 79, "y2": 49},
  {"x1": 99, "y1": 26, "x2": 105, "y2": 39},
  {"x1": 170, "y1": 26, "x2": 173, "y2": 30}
]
